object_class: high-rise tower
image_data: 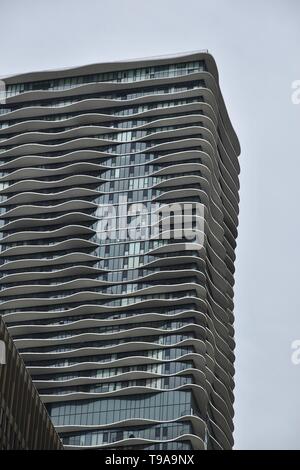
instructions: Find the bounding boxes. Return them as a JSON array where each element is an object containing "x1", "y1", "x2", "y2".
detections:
[{"x1": 0, "y1": 51, "x2": 240, "y2": 450}]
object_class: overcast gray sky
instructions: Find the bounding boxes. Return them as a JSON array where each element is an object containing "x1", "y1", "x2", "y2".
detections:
[{"x1": 1, "y1": 0, "x2": 299, "y2": 450}]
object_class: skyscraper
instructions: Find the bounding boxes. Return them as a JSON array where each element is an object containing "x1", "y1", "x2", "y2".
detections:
[{"x1": 0, "y1": 51, "x2": 240, "y2": 450}]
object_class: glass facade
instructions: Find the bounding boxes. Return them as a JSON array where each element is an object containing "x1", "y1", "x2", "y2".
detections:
[
  {"x1": 61, "y1": 421, "x2": 192, "y2": 448},
  {"x1": 49, "y1": 390, "x2": 193, "y2": 426},
  {"x1": 0, "y1": 53, "x2": 240, "y2": 450}
]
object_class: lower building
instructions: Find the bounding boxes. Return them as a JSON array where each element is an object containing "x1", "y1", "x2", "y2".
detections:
[{"x1": 0, "y1": 315, "x2": 62, "y2": 449}]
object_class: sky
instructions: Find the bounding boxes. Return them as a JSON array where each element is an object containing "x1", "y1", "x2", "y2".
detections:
[{"x1": 1, "y1": 0, "x2": 300, "y2": 450}]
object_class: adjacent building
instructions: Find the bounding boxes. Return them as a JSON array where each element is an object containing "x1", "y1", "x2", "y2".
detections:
[
  {"x1": 0, "y1": 51, "x2": 241, "y2": 449},
  {"x1": 0, "y1": 315, "x2": 62, "y2": 449}
]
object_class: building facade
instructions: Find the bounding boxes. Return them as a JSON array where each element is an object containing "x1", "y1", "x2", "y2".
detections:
[
  {"x1": 0, "y1": 52, "x2": 240, "y2": 450},
  {"x1": 0, "y1": 315, "x2": 62, "y2": 449}
]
